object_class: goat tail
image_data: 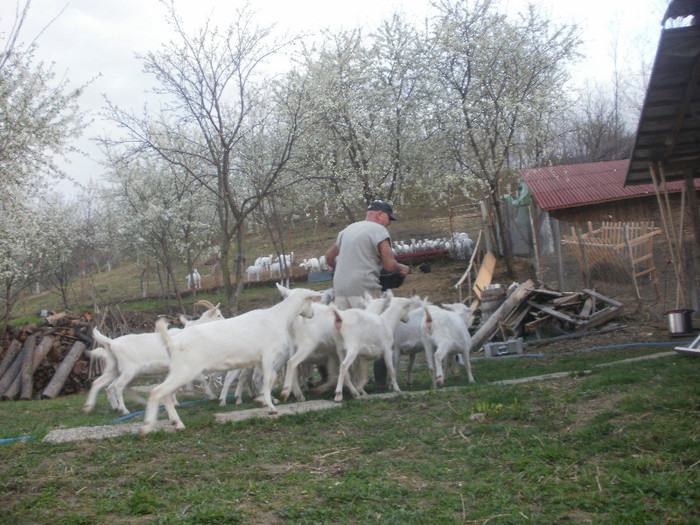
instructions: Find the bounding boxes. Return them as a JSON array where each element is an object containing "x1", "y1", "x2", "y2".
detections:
[
  {"x1": 155, "y1": 317, "x2": 175, "y2": 356},
  {"x1": 92, "y1": 328, "x2": 114, "y2": 349},
  {"x1": 422, "y1": 302, "x2": 433, "y2": 335},
  {"x1": 85, "y1": 347, "x2": 114, "y2": 379},
  {"x1": 329, "y1": 305, "x2": 343, "y2": 332}
]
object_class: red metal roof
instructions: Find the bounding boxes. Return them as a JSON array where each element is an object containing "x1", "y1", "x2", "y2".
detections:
[{"x1": 521, "y1": 159, "x2": 698, "y2": 211}]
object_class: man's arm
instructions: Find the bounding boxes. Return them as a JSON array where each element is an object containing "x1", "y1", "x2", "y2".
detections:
[
  {"x1": 325, "y1": 243, "x2": 340, "y2": 271},
  {"x1": 378, "y1": 239, "x2": 410, "y2": 276}
]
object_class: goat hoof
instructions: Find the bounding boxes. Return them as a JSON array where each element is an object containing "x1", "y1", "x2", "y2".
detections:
[
  {"x1": 172, "y1": 422, "x2": 186, "y2": 430},
  {"x1": 81, "y1": 406, "x2": 92, "y2": 414},
  {"x1": 279, "y1": 392, "x2": 289, "y2": 402},
  {"x1": 119, "y1": 410, "x2": 130, "y2": 416},
  {"x1": 334, "y1": 393, "x2": 343, "y2": 403}
]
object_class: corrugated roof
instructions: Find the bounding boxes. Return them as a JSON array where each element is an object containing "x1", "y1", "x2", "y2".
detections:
[
  {"x1": 625, "y1": 22, "x2": 700, "y2": 185},
  {"x1": 521, "y1": 159, "x2": 697, "y2": 211}
]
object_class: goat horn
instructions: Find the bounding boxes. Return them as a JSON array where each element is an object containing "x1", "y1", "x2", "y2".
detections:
[{"x1": 195, "y1": 299, "x2": 215, "y2": 309}]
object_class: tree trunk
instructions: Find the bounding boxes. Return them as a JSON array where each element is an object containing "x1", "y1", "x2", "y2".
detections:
[
  {"x1": 492, "y1": 191, "x2": 515, "y2": 279},
  {"x1": 41, "y1": 341, "x2": 86, "y2": 399},
  {"x1": 19, "y1": 334, "x2": 37, "y2": 400},
  {"x1": 220, "y1": 239, "x2": 235, "y2": 316},
  {"x1": 233, "y1": 225, "x2": 246, "y2": 314}
]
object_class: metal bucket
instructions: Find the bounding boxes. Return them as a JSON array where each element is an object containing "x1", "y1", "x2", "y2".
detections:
[
  {"x1": 665, "y1": 309, "x2": 693, "y2": 335},
  {"x1": 480, "y1": 284, "x2": 505, "y2": 322}
]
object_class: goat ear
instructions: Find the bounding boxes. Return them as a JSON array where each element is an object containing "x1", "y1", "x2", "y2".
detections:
[{"x1": 276, "y1": 282, "x2": 288, "y2": 297}]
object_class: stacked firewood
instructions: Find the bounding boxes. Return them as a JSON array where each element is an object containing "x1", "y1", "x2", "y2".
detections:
[
  {"x1": 0, "y1": 307, "x2": 166, "y2": 401},
  {"x1": 0, "y1": 311, "x2": 95, "y2": 400}
]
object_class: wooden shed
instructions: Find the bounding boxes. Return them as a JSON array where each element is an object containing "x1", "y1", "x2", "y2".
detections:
[{"x1": 521, "y1": 159, "x2": 699, "y2": 226}]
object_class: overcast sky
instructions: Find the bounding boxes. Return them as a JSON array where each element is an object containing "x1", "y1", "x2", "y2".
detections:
[{"x1": 10, "y1": 0, "x2": 670, "y2": 197}]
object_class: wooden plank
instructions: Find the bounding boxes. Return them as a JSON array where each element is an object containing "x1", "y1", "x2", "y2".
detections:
[
  {"x1": 576, "y1": 306, "x2": 623, "y2": 331},
  {"x1": 527, "y1": 300, "x2": 585, "y2": 325},
  {"x1": 551, "y1": 292, "x2": 584, "y2": 306},
  {"x1": 582, "y1": 289, "x2": 623, "y2": 308},
  {"x1": 579, "y1": 297, "x2": 594, "y2": 317},
  {"x1": 472, "y1": 251, "x2": 496, "y2": 299}
]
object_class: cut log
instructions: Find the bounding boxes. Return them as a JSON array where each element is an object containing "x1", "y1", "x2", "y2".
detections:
[
  {"x1": 0, "y1": 348, "x2": 25, "y2": 397},
  {"x1": 20, "y1": 334, "x2": 37, "y2": 400},
  {"x1": 31, "y1": 336, "x2": 55, "y2": 371},
  {"x1": 0, "y1": 339, "x2": 21, "y2": 378},
  {"x1": 41, "y1": 341, "x2": 86, "y2": 399},
  {"x1": 471, "y1": 279, "x2": 535, "y2": 352},
  {"x1": 3, "y1": 370, "x2": 22, "y2": 400}
]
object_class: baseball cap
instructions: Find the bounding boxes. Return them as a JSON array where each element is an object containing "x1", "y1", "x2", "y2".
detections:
[{"x1": 367, "y1": 200, "x2": 396, "y2": 220}]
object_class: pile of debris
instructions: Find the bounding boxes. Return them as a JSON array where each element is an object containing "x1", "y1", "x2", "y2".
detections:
[{"x1": 471, "y1": 279, "x2": 626, "y2": 355}]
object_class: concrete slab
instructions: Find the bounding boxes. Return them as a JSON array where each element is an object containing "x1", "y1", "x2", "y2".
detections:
[
  {"x1": 42, "y1": 420, "x2": 176, "y2": 444},
  {"x1": 215, "y1": 399, "x2": 341, "y2": 424}
]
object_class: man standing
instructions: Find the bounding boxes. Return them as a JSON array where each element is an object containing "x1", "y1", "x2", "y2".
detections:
[{"x1": 324, "y1": 200, "x2": 410, "y2": 387}]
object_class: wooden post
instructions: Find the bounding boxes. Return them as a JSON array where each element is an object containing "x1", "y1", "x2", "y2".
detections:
[
  {"x1": 41, "y1": 341, "x2": 86, "y2": 399},
  {"x1": 650, "y1": 163, "x2": 687, "y2": 307},
  {"x1": 550, "y1": 216, "x2": 564, "y2": 291},
  {"x1": 624, "y1": 225, "x2": 642, "y2": 300},
  {"x1": 528, "y1": 204, "x2": 540, "y2": 281},
  {"x1": 575, "y1": 225, "x2": 592, "y2": 288}
]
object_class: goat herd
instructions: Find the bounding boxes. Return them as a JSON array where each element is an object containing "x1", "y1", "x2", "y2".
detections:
[
  {"x1": 83, "y1": 285, "x2": 476, "y2": 435},
  {"x1": 244, "y1": 232, "x2": 474, "y2": 282}
]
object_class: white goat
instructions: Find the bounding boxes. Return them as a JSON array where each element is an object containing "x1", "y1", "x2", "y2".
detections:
[
  {"x1": 141, "y1": 284, "x2": 321, "y2": 434},
  {"x1": 421, "y1": 301, "x2": 475, "y2": 389},
  {"x1": 318, "y1": 255, "x2": 329, "y2": 271},
  {"x1": 186, "y1": 269, "x2": 202, "y2": 290},
  {"x1": 82, "y1": 301, "x2": 224, "y2": 415},
  {"x1": 299, "y1": 257, "x2": 321, "y2": 273},
  {"x1": 392, "y1": 306, "x2": 426, "y2": 388},
  {"x1": 219, "y1": 287, "x2": 337, "y2": 406},
  {"x1": 269, "y1": 262, "x2": 282, "y2": 279},
  {"x1": 278, "y1": 301, "x2": 342, "y2": 403},
  {"x1": 246, "y1": 265, "x2": 262, "y2": 282},
  {"x1": 330, "y1": 295, "x2": 419, "y2": 402}
]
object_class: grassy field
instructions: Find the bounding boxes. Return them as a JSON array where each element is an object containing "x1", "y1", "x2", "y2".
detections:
[
  {"x1": 3, "y1": 202, "x2": 698, "y2": 523},
  {"x1": 1, "y1": 343, "x2": 698, "y2": 524}
]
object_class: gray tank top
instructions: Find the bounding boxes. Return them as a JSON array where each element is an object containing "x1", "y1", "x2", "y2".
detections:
[{"x1": 333, "y1": 221, "x2": 390, "y2": 297}]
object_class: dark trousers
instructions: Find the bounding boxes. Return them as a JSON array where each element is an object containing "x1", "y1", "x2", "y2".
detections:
[{"x1": 374, "y1": 358, "x2": 387, "y2": 385}]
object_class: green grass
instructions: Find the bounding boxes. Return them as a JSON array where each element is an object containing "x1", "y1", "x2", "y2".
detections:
[{"x1": 1, "y1": 347, "x2": 698, "y2": 524}]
